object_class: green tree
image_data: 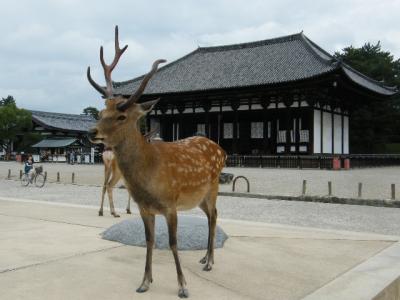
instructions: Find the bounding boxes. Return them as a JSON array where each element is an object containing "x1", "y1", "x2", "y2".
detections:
[
  {"x1": 0, "y1": 98, "x2": 32, "y2": 157},
  {"x1": 335, "y1": 42, "x2": 400, "y2": 153},
  {"x1": 82, "y1": 106, "x2": 99, "y2": 120},
  {"x1": 0, "y1": 95, "x2": 16, "y2": 106}
]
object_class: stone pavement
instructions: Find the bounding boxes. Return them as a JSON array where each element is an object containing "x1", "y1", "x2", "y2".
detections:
[
  {"x1": 0, "y1": 197, "x2": 399, "y2": 300},
  {"x1": 2, "y1": 161, "x2": 400, "y2": 200}
]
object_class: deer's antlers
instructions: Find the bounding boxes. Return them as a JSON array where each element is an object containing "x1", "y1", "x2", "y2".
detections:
[
  {"x1": 87, "y1": 26, "x2": 166, "y2": 108},
  {"x1": 87, "y1": 26, "x2": 128, "y2": 98},
  {"x1": 117, "y1": 59, "x2": 166, "y2": 111}
]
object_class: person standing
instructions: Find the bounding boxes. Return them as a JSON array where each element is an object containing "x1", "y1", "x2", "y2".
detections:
[
  {"x1": 70, "y1": 150, "x2": 75, "y2": 165},
  {"x1": 24, "y1": 157, "x2": 34, "y2": 183}
]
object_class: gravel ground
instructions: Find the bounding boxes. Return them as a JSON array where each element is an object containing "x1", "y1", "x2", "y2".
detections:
[
  {"x1": 1, "y1": 179, "x2": 400, "y2": 236},
  {"x1": 1, "y1": 161, "x2": 399, "y2": 200}
]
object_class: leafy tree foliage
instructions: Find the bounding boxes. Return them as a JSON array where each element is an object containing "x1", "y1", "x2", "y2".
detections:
[
  {"x1": 335, "y1": 42, "x2": 400, "y2": 153},
  {"x1": 0, "y1": 95, "x2": 16, "y2": 106},
  {"x1": 82, "y1": 106, "x2": 99, "y2": 120},
  {"x1": 0, "y1": 97, "x2": 32, "y2": 156}
]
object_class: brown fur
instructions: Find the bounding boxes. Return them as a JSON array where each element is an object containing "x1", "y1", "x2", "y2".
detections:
[
  {"x1": 90, "y1": 97, "x2": 226, "y2": 297},
  {"x1": 87, "y1": 27, "x2": 225, "y2": 297}
]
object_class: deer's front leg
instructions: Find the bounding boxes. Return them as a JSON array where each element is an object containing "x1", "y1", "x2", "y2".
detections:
[
  {"x1": 166, "y1": 212, "x2": 189, "y2": 298},
  {"x1": 136, "y1": 211, "x2": 155, "y2": 293}
]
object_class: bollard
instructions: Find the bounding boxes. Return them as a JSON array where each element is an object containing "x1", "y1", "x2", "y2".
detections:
[
  {"x1": 7, "y1": 169, "x2": 11, "y2": 179},
  {"x1": 72, "y1": 172, "x2": 75, "y2": 184},
  {"x1": 57, "y1": 172, "x2": 60, "y2": 182},
  {"x1": 20, "y1": 170, "x2": 22, "y2": 179},
  {"x1": 391, "y1": 184, "x2": 395, "y2": 200},
  {"x1": 302, "y1": 180, "x2": 307, "y2": 196},
  {"x1": 328, "y1": 181, "x2": 332, "y2": 196},
  {"x1": 358, "y1": 183, "x2": 362, "y2": 198},
  {"x1": 44, "y1": 171, "x2": 47, "y2": 181}
]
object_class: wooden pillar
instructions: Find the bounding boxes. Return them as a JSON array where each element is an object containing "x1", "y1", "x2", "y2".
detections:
[
  {"x1": 203, "y1": 101, "x2": 211, "y2": 138},
  {"x1": 295, "y1": 112, "x2": 300, "y2": 153},
  {"x1": 320, "y1": 108, "x2": 323, "y2": 154},
  {"x1": 271, "y1": 104, "x2": 277, "y2": 154},
  {"x1": 285, "y1": 104, "x2": 292, "y2": 154},
  {"x1": 205, "y1": 112, "x2": 210, "y2": 138},
  {"x1": 233, "y1": 109, "x2": 238, "y2": 154},
  {"x1": 341, "y1": 111, "x2": 344, "y2": 154},
  {"x1": 331, "y1": 109, "x2": 334, "y2": 154},
  {"x1": 263, "y1": 107, "x2": 268, "y2": 154}
]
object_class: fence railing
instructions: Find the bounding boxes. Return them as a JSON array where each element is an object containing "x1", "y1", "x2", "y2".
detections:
[{"x1": 225, "y1": 154, "x2": 400, "y2": 169}]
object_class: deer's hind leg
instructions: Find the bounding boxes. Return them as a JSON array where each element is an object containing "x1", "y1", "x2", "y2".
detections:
[
  {"x1": 106, "y1": 172, "x2": 121, "y2": 217},
  {"x1": 199, "y1": 180, "x2": 218, "y2": 271},
  {"x1": 99, "y1": 167, "x2": 112, "y2": 216},
  {"x1": 126, "y1": 195, "x2": 132, "y2": 214}
]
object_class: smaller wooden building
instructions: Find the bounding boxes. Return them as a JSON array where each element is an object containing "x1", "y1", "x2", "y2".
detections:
[{"x1": 30, "y1": 110, "x2": 97, "y2": 162}]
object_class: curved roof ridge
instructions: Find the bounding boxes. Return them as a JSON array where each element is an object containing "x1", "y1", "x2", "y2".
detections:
[
  {"x1": 197, "y1": 32, "x2": 303, "y2": 52},
  {"x1": 114, "y1": 32, "x2": 304, "y2": 87},
  {"x1": 30, "y1": 110, "x2": 95, "y2": 119},
  {"x1": 340, "y1": 62, "x2": 398, "y2": 91},
  {"x1": 299, "y1": 33, "x2": 337, "y2": 66}
]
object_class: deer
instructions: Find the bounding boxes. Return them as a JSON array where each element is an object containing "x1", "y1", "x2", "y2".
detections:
[
  {"x1": 100, "y1": 130, "x2": 157, "y2": 217},
  {"x1": 99, "y1": 148, "x2": 131, "y2": 217},
  {"x1": 87, "y1": 26, "x2": 226, "y2": 298}
]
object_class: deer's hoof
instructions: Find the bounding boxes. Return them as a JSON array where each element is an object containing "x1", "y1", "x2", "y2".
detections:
[
  {"x1": 178, "y1": 288, "x2": 189, "y2": 298},
  {"x1": 126, "y1": 209, "x2": 131, "y2": 214},
  {"x1": 199, "y1": 256, "x2": 207, "y2": 264},
  {"x1": 136, "y1": 284, "x2": 149, "y2": 293},
  {"x1": 111, "y1": 213, "x2": 120, "y2": 218},
  {"x1": 98, "y1": 211, "x2": 103, "y2": 216},
  {"x1": 203, "y1": 263, "x2": 213, "y2": 272}
]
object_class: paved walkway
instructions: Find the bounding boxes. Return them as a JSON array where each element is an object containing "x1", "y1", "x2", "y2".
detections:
[
  {"x1": 1, "y1": 179, "x2": 400, "y2": 236},
  {"x1": 1, "y1": 161, "x2": 399, "y2": 200},
  {"x1": 1, "y1": 198, "x2": 399, "y2": 300}
]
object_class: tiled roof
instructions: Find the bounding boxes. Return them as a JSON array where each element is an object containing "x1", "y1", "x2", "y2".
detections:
[
  {"x1": 30, "y1": 110, "x2": 96, "y2": 133},
  {"x1": 112, "y1": 33, "x2": 398, "y2": 97},
  {"x1": 31, "y1": 138, "x2": 78, "y2": 148}
]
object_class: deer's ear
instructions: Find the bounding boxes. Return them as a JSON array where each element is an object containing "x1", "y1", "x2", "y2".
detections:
[{"x1": 139, "y1": 99, "x2": 159, "y2": 115}]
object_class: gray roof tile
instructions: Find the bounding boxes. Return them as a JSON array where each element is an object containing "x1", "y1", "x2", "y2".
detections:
[
  {"x1": 31, "y1": 110, "x2": 96, "y2": 132},
  {"x1": 112, "y1": 33, "x2": 398, "y2": 97}
]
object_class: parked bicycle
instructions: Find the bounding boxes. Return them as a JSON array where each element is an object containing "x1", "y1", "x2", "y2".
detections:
[{"x1": 21, "y1": 166, "x2": 46, "y2": 188}]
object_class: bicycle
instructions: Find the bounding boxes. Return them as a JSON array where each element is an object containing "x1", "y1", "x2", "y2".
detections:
[{"x1": 21, "y1": 166, "x2": 46, "y2": 188}]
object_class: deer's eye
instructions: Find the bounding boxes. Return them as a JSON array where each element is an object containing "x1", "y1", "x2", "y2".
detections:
[{"x1": 117, "y1": 115, "x2": 126, "y2": 121}]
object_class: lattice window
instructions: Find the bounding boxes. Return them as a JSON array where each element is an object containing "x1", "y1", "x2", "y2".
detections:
[
  {"x1": 251, "y1": 122, "x2": 263, "y2": 138},
  {"x1": 299, "y1": 130, "x2": 309, "y2": 143},
  {"x1": 223, "y1": 123, "x2": 233, "y2": 139},
  {"x1": 197, "y1": 123, "x2": 205, "y2": 135},
  {"x1": 277, "y1": 130, "x2": 286, "y2": 143}
]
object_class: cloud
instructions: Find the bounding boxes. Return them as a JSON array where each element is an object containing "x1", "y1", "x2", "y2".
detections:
[{"x1": 0, "y1": 0, "x2": 399, "y2": 114}]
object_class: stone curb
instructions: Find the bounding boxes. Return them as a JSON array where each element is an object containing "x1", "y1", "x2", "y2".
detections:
[
  {"x1": 218, "y1": 192, "x2": 400, "y2": 208},
  {"x1": 302, "y1": 241, "x2": 400, "y2": 300}
]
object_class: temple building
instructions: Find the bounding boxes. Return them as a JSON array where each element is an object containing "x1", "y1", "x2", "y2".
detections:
[
  {"x1": 112, "y1": 33, "x2": 398, "y2": 155},
  {"x1": 30, "y1": 110, "x2": 97, "y2": 162}
]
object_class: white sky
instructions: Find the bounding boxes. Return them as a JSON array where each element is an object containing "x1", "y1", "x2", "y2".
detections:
[{"x1": 0, "y1": 0, "x2": 399, "y2": 113}]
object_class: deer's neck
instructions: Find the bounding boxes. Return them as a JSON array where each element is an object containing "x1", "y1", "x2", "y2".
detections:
[{"x1": 112, "y1": 131, "x2": 155, "y2": 185}]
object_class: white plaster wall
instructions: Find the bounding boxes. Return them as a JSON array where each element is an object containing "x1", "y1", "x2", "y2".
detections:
[
  {"x1": 323, "y1": 111, "x2": 332, "y2": 153},
  {"x1": 313, "y1": 109, "x2": 321, "y2": 153},
  {"x1": 334, "y1": 114, "x2": 342, "y2": 154},
  {"x1": 344, "y1": 116, "x2": 349, "y2": 154}
]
